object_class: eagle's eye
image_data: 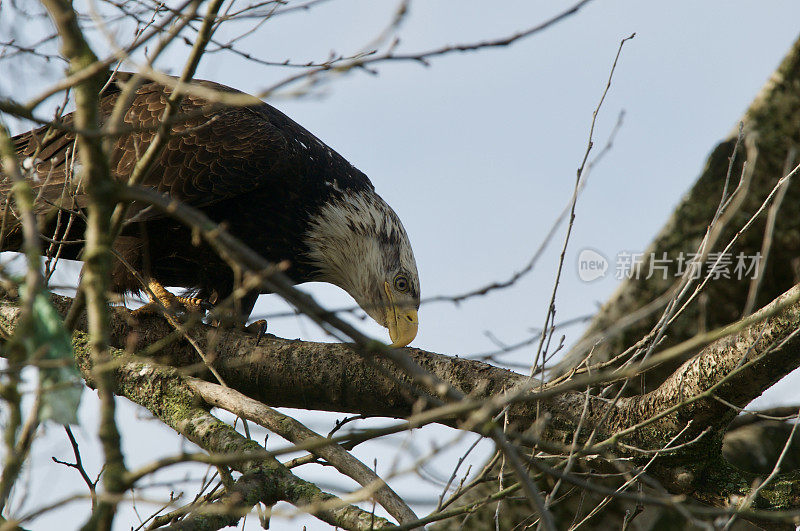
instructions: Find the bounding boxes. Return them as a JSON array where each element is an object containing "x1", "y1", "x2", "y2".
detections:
[{"x1": 393, "y1": 274, "x2": 409, "y2": 293}]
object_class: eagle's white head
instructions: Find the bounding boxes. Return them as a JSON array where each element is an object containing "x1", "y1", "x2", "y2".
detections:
[{"x1": 305, "y1": 189, "x2": 420, "y2": 347}]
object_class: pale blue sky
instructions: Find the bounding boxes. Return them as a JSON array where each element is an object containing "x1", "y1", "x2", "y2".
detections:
[{"x1": 3, "y1": 1, "x2": 800, "y2": 528}]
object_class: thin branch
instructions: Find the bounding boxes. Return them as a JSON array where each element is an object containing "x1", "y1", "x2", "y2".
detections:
[
  {"x1": 186, "y1": 378, "x2": 419, "y2": 526},
  {"x1": 51, "y1": 426, "x2": 100, "y2": 509}
]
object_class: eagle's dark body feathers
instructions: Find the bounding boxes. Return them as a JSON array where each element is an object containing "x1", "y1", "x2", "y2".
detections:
[{"x1": 6, "y1": 73, "x2": 389, "y2": 317}]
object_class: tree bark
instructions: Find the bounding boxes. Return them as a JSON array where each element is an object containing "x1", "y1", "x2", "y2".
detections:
[
  {"x1": 3, "y1": 282, "x2": 800, "y2": 528},
  {"x1": 554, "y1": 33, "x2": 800, "y2": 393}
]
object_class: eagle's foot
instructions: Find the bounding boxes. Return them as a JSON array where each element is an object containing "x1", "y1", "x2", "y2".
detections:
[
  {"x1": 133, "y1": 279, "x2": 210, "y2": 319},
  {"x1": 206, "y1": 316, "x2": 269, "y2": 343},
  {"x1": 244, "y1": 319, "x2": 269, "y2": 345},
  {"x1": 175, "y1": 295, "x2": 214, "y2": 313},
  {"x1": 132, "y1": 298, "x2": 207, "y2": 318}
]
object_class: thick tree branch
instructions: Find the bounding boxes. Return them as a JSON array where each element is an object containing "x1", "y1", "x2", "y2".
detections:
[
  {"x1": 621, "y1": 284, "x2": 800, "y2": 437},
  {"x1": 3, "y1": 280, "x2": 800, "y2": 516},
  {"x1": 69, "y1": 330, "x2": 396, "y2": 530}
]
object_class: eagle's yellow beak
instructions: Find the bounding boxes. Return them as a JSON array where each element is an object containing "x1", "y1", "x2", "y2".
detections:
[{"x1": 384, "y1": 281, "x2": 419, "y2": 347}]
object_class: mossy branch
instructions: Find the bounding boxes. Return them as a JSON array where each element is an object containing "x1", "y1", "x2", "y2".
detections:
[
  {"x1": 71, "y1": 330, "x2": 395, "y2": 530},
  {"x1": 3, "y1": 283, "x2": 800, "y2": 521}
]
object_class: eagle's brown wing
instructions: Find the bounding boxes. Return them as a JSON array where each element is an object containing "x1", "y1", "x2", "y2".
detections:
[{"x1": 7, "y1": 73, "x2": 361, "y2": 223}]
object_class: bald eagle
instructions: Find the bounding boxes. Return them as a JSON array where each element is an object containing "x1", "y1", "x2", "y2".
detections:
[{"x1": 3, "y1": 72, "x2": 420, "y2": 347}]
